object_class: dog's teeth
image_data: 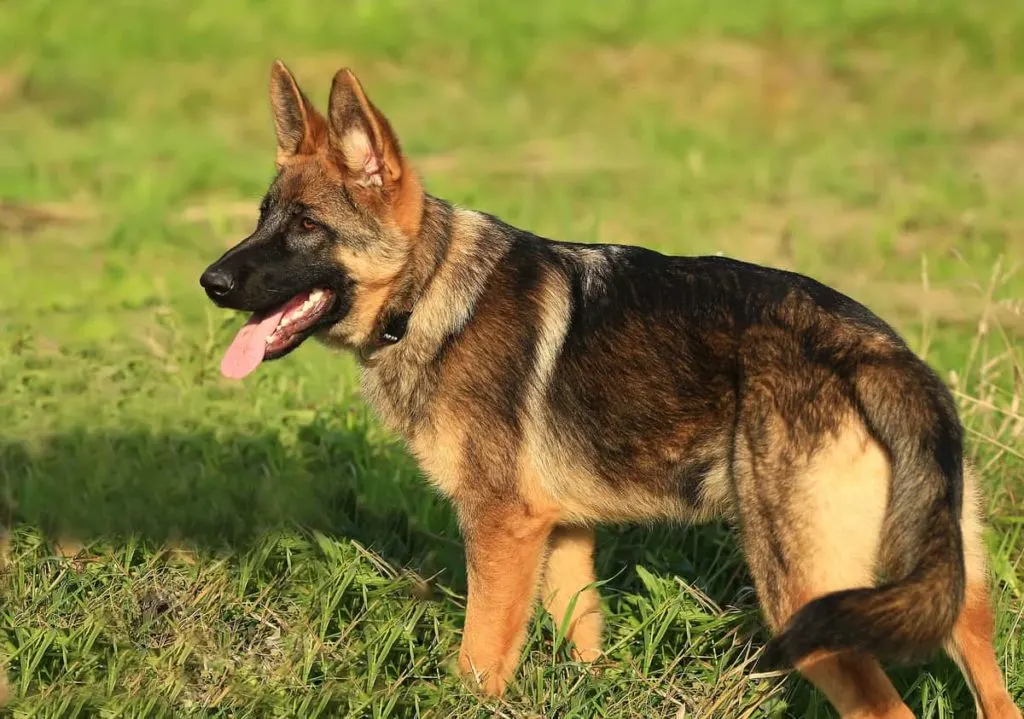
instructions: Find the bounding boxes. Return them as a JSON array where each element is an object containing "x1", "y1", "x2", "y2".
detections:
[{"x1": 310, "y1": 289, "x2": 323, "y2": 302}]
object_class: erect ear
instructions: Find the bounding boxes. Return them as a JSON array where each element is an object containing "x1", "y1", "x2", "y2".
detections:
[
  {"x1": 327, "y1": 68, "x2": 404, "y2": 190},
  {"x1": 269, "y1": 59, "x2": 327, "y2": 166}
]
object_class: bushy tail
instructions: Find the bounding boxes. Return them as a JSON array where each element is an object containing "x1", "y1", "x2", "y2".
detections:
[{"x1": 762, "y1": 359, "x2": 966, "y2": 669}]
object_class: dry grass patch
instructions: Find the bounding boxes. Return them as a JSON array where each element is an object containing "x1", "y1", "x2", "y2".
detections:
[{"x1": 0, "y1": 200, "x2": 99, "y2": 235}]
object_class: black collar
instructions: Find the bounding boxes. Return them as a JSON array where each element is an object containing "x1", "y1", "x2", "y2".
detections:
[
  {"x1": 359, "y1": 310, "x2": 411, "y2": 365},
  {"x1": 380, "y1": 311, "x2": 411, "y2": 344}
]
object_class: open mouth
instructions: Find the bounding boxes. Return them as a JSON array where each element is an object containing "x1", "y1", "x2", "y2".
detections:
[{"x1": 220, "y1": 288, "x2": 337, "y2": 380}]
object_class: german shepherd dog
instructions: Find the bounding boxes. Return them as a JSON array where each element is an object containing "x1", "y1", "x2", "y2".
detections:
[{"x1": 200, "y1": 61, "x2": 1021, "y2": 718}]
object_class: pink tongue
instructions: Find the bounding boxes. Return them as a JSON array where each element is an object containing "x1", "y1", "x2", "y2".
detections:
[{"x1": 220, "y1": 310, "x2": 284, "y2": 380}]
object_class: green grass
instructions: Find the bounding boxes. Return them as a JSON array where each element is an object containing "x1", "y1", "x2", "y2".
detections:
[{"x1": 1, "y1": 1, "x2": 1022, "y2": 716}]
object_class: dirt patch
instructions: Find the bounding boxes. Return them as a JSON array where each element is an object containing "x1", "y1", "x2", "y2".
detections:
[
  {"x1": 418, "y1": 135, "x2": 641, "y2": 178},
  {"x1": 719, "y1": 196, "x2": 884, "y2": 266},
  {"x1": 844, "y1": 278, "x2": 1024, "y2": 331},
  {"x1": 177, "y1": 200, "x2": 257, "y2": 226},
  {"x1": 564, "y1": 38, "x2": 856, "y2": 132},
  {"x1": 0, "y1": 61, "x2": 26, "y2": 107},
  {"x1": 969, "y1": 138, "x2": 1024, "y2": 191},
  {"x1": 0, "y1": 200, "x2": 99, "y2": 235}
]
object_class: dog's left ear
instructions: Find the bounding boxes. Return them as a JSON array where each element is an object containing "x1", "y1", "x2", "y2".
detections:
[{"x1": 327, "y1": 68, "x2": 405, "y2": 191}]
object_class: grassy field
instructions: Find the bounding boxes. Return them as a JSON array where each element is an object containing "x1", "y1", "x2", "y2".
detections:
[{"x1": 1, "y1": 1, "x2": 1022, "y2": 716}]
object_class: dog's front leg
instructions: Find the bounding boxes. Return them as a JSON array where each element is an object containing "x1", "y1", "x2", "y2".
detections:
[{"x1": 457, "y1": 501, "x2": 556, "y2": 696}]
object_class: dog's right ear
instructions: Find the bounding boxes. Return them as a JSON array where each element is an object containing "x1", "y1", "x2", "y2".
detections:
[{"x1": 269, "y1": 60, "x2": 327, "y2": 167}]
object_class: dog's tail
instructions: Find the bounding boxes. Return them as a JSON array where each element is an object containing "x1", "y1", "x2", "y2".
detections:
[{"x1": 761, "y1": 356, "x2": 966, "y2": 669}]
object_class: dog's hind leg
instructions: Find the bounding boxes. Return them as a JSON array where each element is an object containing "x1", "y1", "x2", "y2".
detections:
[
  {"x1": 943, "y1": 467, "x2": 1022, "y2": 719},
  {"x1": 540, "y1": 525, "x2": 603, "y2": 662},
  {"x1": 735, "y1": 409, "x2": 912, "y2": 718}
]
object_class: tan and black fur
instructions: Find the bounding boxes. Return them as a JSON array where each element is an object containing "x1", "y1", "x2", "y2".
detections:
[{"x1": 200, "y1": 61, "x2": 1021, "y2": 718}]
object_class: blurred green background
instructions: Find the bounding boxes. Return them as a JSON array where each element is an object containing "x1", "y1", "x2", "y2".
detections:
[{"x1": 0, "y1": 1, "x2": 1021, "y2": 716}]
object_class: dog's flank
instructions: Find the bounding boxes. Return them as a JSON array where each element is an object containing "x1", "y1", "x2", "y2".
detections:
[{"x1": 199, "y1": 61, "x2": 1022, "y2": 718}]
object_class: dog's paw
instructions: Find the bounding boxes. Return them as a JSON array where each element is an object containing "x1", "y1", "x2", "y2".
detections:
[{"x1": 457, "y1": 646, "x2": 509, "y2": 697}]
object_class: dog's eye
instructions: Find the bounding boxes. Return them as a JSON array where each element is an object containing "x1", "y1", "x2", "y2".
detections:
[{"x1": 300, "y1": 217, "x2": 317, "y2": 232}]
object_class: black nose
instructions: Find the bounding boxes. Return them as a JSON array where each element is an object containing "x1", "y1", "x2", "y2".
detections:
[{"x1": 200, "y1": 267, "x2": 235, "y2": 298}]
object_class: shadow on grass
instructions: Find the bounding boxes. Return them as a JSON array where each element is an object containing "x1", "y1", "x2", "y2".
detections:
[
  {"x1": 0, "y1": 426, "x2": 752, "y2": 593},
  {"x1": 0, "y1": 426, "x2": 470, "y2": 578}
]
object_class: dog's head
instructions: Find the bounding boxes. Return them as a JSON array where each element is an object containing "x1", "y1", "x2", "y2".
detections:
[{"x1": 200, "y1": 61, "x2": 423, "y2": 379}]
